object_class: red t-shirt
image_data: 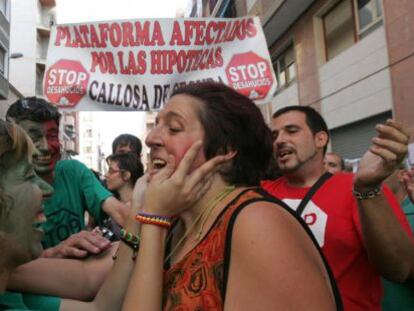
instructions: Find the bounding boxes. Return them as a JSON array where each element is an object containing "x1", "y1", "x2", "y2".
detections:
[{"x1": 262, "y1": 173, "x2": 411, "y2": 311}]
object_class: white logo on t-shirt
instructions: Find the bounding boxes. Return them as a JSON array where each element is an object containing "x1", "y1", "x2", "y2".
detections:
[{"x1": 283, "y1": 199, "x2": 327, "y2": 247}]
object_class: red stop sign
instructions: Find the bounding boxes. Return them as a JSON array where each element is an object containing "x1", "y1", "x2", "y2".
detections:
[
  {"x1": 44, "y1": 59, "x2": 89, "y2": 108},
  {"x1": 225, "y1": 52, "x2": 274, "y2": 100}
]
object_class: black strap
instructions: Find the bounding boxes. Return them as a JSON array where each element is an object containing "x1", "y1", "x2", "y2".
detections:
[
  {"x1": 296, "y1": 172, "x2": 332, "y2": 216},
  {"x1": 222, "y1": 188, "x2": 343, "y2": 311}
]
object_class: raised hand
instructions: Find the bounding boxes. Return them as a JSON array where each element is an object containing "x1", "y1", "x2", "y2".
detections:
[
  {"x1": 355, "y1": 120, "x2": 410, "y2": 190},
  {"x1": 143, "y1": 140, "x2": 230, "y2": 217},
  {"x1": 131, "y1": 173, "x2": 149, "y2": 214}
]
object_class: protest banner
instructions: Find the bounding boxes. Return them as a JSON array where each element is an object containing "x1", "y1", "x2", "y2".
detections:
[{"x1": 43, "y1": 17, "x2": 277, "y2": 111}]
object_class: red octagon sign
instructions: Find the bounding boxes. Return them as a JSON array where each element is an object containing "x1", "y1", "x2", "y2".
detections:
[
  {"x1": 225, "y1": 52, "x2": 274, "y2": 100},
  {"x1": 44, "y1": 59, "x2": 89, "y2": 108}
]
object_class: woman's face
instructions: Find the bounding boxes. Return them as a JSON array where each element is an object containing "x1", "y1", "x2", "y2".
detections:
[
  {"x1": 104, "y1": 160, "x2": 127, "y2": 191},
  {"x1": 145, "y1": 94, "x2": 206, "y2": 179},
  {"x1": 1, "y1": 157, "x2": 53, "y2": 264}
]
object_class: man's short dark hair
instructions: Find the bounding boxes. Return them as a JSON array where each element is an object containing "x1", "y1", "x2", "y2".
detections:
[
  {"x1": 6, "y1": 97, "x2": 61, "y2": 126},
  {"x1": 112, "y1": 134, "x2": 142, "y2": 155},
  {"x1": 272, "y1": 105, "x2": 330, "y2": 154}
]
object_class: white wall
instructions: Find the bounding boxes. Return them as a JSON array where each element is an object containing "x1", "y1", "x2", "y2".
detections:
[
  {"x1": 9, "y1": 0, "x2": 38, "y2": 96},
  {"x1": 319, "y1": 26, "x2": 392, "y2": 129},
  {"x1": 270, "y1": 81, "x2": 300, "y2": 112}
]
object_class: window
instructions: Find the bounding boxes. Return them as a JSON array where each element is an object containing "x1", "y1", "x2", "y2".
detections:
[
  {"x1": 355, "y1": 0, "x2": 383, "y2": 36},
  {"x1": 0, "y1": 47, "x2": 5, "y2": 76},
  {"x1": 84, "y1": 129, "x2": 93, "y2": 138},
  {"x1": 272, "y1": 45, "x2": 296, "y2": 90},
  {"x1": 0, "y1": 0, "x2": 7, "y2": 17},
  {"x1": 84, "y1": 145, "x2": 93, "y2": 153},
  {"x1": 36, "y1": 66, "x2": 45, "y2": 95},
  {"x1": 322, "y1": 0, "x2": 383, "y2": 60},
  {"x1": 323, "y1": 0, "x2": 355, "y2": 60}
]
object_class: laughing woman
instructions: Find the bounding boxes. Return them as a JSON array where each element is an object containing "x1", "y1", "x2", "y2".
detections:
[
  {"x1": 122, "y1": 82, "x2": 343, "y2": 310},
  {"x1": 0, "y1": 120, "x2": 57, "y2": 309}
]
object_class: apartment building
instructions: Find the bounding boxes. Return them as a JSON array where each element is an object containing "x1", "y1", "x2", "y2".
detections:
[
  {"x1": 0, "y1": 0, "x2": 9, "y2": 100},
  {"x1": 9, "y1": 0, "x2": 55, "y2": 96},
  {"x1": 75, "y1": 112, "x2": 103, "y2": 171},
  {"x1": 0, "y1": 0, "x2": 24, "y2": 119},
  {"x1": 8, "y1": 0, "x2": 79, "y2": 155},
  {"x1": 201, "y1": 0, "x2": 413, "y2": 161}
]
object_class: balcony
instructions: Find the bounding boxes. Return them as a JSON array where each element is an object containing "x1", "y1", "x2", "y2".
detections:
[
  {"x1": 65, "y1": 115, "x2": 75, "y2": 127},
  {"x1": 36, "y1": 59, "x2": 46, "y2": 69},
  {"x1": 39, "y1": 0, "x2": 56, "y2": 7},
  {"x1": 262, "y1": 0, "x2": 316, "y2": 46},
  {"x1": 37, "y1": 25, "x2": 51, "y2": 38}
]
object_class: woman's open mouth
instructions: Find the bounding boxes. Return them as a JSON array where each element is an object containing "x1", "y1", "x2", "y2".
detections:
[{"x1": 33, "y1": 210, "x2": 46, "y2": 228}]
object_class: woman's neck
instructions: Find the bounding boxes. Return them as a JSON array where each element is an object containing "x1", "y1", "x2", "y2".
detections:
[
  {"x1": 179, "y1": 175, "x2": 233, "y2": 231},
  {"x1": 117, "y1": 184, "x2": 133, "y2": 204}
]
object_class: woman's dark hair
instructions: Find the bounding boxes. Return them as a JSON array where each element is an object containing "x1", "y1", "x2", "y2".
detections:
[
  {"x1": 171, "y1": 82, "x2": 273, "y2": 186},
  {"x1": 112, "y1": 134, "x2": 142, "y2": 155},
  {"x1": 106, "y1": 152, "x2": 144, "y2": 186}
]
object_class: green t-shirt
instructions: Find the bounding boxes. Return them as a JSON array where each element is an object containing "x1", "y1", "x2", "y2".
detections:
[
  {"x1": 0, "y1": 291, "x2": 60, "y2": 310},
  {"x1": 382, "y1": 196, "x2": 414, "y2": 311},
  {"x1": 41, "y1": 159, "x2": 112, "y2": 248}
]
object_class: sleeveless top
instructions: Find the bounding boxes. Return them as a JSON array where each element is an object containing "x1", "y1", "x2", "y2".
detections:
[{"x1": 162, "y1": 188, "x2": 343, "y2": 310}]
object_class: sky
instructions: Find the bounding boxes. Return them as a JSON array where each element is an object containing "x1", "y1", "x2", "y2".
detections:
[
  {"x1": 56, "y1": 0, "x2": 190, "y2": 23},
  {"x1": 56, "y1": 0, "x2": 190, "y2": 163}
]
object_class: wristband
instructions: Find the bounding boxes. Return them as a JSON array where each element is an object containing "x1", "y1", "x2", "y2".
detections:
[
  {"x1": 113, "y1": 228, "x2": 140, "y2": 261},
  {"x1": 353, "y1": 185, "x2": 381, "y2": 200},
  {"x1": 135, "y1": 212, "x2": 172, "y2": 229},
  {"x1": 120, "y1": 228, "x2": 140, "y2": 245}
]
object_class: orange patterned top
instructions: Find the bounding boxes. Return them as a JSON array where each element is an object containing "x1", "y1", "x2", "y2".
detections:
[
  {"x1": 162, "y1": 188, "x2": 261, "y2": 311},
  {"x1": 162, "y1": 188, "x2": 343, "y2": 310}
]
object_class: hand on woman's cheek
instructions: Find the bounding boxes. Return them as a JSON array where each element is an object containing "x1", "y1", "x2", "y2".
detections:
[{"x1": 143, "y1": 141, "x2": 225, "y2": 217}]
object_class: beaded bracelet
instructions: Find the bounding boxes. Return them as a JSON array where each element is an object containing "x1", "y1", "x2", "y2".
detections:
[
  {"x1": 120, "y1": 228, "x2": 140, "y2": 245},
  {"x1": 112, "y1": 228, "x2": 140, "y2": 261},
  {"x1": 135, "y1": 212, "x2": 172, "y2": 229}
]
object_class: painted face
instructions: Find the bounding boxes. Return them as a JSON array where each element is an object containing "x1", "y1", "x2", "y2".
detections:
[
  {"x1": 104, "y1": 161, "x2": 127, "y2": 191},
  {"x1": 271, "y1": 111, "x2": 322, "y2": 174},
  {"x1": 17, "y1": 120, "x2": 60, "y2": 177},
  {"x1": 145, "y1": 94, "x2": 206, "y2": 179},
  {"x1": 1, "y1": 158, "x2": 53, "y2": 264},
  {"x1": 324, "y1": 154, "x2": 343, "y2": 174}
]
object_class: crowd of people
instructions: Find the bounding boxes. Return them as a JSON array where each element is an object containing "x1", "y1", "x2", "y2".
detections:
[{"x1": 0, "y1": 81, "x2": 413, "y2": 310}]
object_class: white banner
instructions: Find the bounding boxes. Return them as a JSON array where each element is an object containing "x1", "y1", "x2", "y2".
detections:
[{"x1": 43, "y1": 17, "x2": 277, "y2": 111}]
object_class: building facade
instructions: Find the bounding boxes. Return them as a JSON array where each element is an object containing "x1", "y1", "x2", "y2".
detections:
[
  {"x1": 203, "y1": 0, "x2": 414, "y2": 161},
  {"x1": 7, "y1": 0, "x2": 79, "y2": 155},
  {"x1": 74, "y1": 112, "x2": 104, "y2": 172},
  {"x1": 9, "y1": 0, "x2": 55, "y2": 97},
  {"x1": 0, "y1": 0, "x2": 24, "y2": 119},
  {"x1": 0, "y1": 0, "x2": 10, "y2": 100}
]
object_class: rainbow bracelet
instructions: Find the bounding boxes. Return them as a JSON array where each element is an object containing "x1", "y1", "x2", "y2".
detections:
[{"x1": 135, "y1": 212, "x2": 172, "y2": 229}]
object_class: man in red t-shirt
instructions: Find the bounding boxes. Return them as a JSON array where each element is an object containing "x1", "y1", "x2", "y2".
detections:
[{"x1": 262, "y1": 106, "x2": 414, "y2": 311}]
